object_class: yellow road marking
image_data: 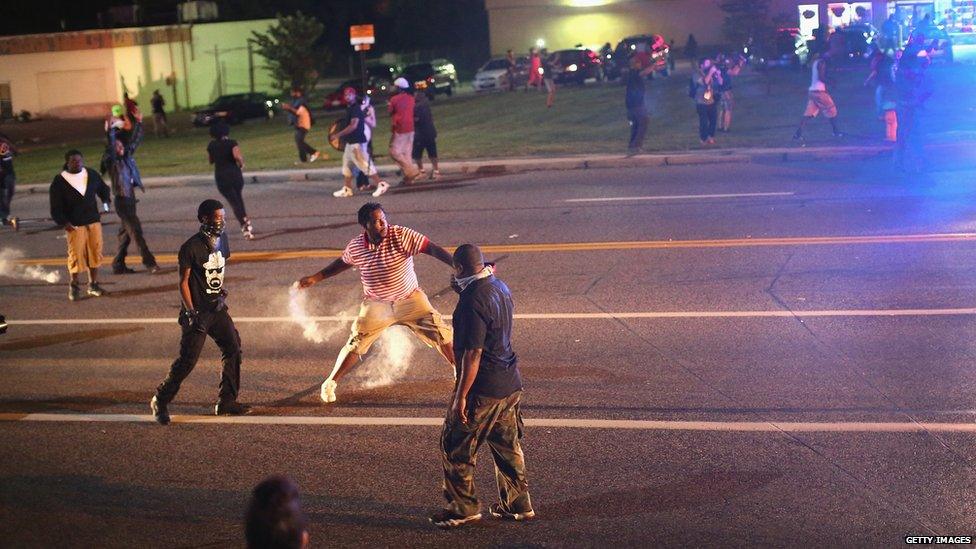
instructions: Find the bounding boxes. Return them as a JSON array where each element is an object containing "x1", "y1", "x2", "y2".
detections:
[{"x1": 14, "y1": 232, "x2": 976, "y2": 267}]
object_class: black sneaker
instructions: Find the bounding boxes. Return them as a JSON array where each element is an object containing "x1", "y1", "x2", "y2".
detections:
[
  {"x1": 214, "y1": 400, "x2": 252, "y2": 416},
  {"x1": 68, "y1": 284, "x2": 82, "y2": 301},
  {"x1": 150, "y1": 396, "x2": 170, "y2": 425},
  {"x1": 429, "y1": 509, "x2": 482, "y2": 529},
  {"x1": 488, "y1": 503, "x2": 536, "y2": 521},
  {"x1": 87, "y1": 283, "x2": 108, "y2": 297}
]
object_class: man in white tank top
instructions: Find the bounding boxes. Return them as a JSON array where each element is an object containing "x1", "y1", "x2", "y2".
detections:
[{"x1": 793, "y1": 53, "x2": 843, "y2": 142}]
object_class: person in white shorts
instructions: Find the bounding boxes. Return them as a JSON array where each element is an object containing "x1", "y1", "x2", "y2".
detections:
[{"x1": 329, "y1": 87, "x2": 388, "y2": 198}]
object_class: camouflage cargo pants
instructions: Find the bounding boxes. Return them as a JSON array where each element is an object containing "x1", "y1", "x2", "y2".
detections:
[{"x1": 440, "y1": 390, "x2": 533, "y2": 517}]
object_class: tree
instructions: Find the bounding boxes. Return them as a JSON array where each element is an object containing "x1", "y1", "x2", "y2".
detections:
[
  {"x1": 719, "y1": 0, "x2": 776, "y2": 55},
  {"x1": 250, "y1": 11, "x2": 325, "y2": 92}
]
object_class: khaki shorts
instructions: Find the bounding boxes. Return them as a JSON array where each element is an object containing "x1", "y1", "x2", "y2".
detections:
[
  {"x1": 720, "y1": 90, "x2": 734, "y2": 110},
  {"x1": 343, "y1": 289, "x2": 452, "y2": 355},
  {"x1": 803, "y1": 90, "x2": 838, "y2": 118},
  {"x1": 341, "y1": 143, "x2": 377, "y2": 177},
  {"x1": 389, "y1": 132, "x2": 420, "y2": 178},
  {"x1": 66, "y1": 222, "x2": 103, "y2": 274}
]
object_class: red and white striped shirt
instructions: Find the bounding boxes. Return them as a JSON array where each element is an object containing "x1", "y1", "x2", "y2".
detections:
[{"x1": 341, "y1": 225, "x2": 429, "y2": 301}]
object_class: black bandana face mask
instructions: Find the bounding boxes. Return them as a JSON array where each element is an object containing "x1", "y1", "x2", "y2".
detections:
[{"x1": 201, "y1": 218, "x2": 225, "y2": 239}]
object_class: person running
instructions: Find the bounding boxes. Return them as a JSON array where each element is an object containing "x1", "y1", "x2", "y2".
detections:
[
  {"x1": 793, "y1": 53, "x2": 843, "y2": 142},
  {"x1": 430, "y1": 244, "x2": 534, "y2": 530},
  {"x1": 412, "y1": 91, "x2": 440, "y2": 180},
  {"x1": 150, "y1": 199, "x2": 251, "y2": 425},
  {"x1": 330, "y1": 87, "x2": 389, "y2": 198},
  {"x1": 150, "y1": 90, "x2": 169, "y2": 138},
  {"x1": 689, "y1": 58, "x2": 722, "y2": 145},
  {"x1": 105, "y1": 118, "x2": 159, "y2": 274},
  {"x1": 207, "y1": 122, "x2": 254, "y2": 240},
  {"x1": 282, "y1": 87, "x2": 320, "y2": 164},
  {"x1": 49, "y1": 150, "x2": 112, "y2": 301},
  {"x1": 0, "y1": 133, "x2": 18, "y2": 230},
  {"x1": 296, "y1": 203, "x2": 456, "y2": 404},
  {"x1": 388, "y1": 78, "x2": 421, "y2": 185}
]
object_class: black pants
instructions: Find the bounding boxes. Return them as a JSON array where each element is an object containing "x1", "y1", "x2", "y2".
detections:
[
  {"x1": 627, "y1": 106, "x2": 649, "y2": 151},
  {"x1": 156, "y1": 308, "x2": 242, "y2": 405},
  {"x1": 216, "y1": 177, "x2": 247, "y2": 226},
  {"x1": 113, "y1": 197, "x2": 156, "y2": 269},
  {"x1": 294, "y1": 128, "x2": 317, "y2": 162},
  {"x1": 696, "y1": 103, "x2": 717, "y2": 141},
  {"x1": 0, "y1": 171, "x2": 13, "y2": 220}
]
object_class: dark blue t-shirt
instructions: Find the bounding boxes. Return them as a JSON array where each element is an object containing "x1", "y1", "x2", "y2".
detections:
[
  {"x1": 344, "y1": 103, "x2": 367, "y2": 144},
  {"x1": 625, "y1": 70, "x2": 646, "y2": 109},
  {"x1": 453, "y1": 275, "x2": 522, "y2": 398}
]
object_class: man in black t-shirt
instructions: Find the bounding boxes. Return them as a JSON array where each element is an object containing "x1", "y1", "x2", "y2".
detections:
[
  {"x1": 430, "y1": 244, "x2": 534, "y2": 529},
  {"x1": 150, "y1": 199, "x2": 250, "y2": 425},
  {"x1": 625, "y1": 55, "x2": 655, "y2": 155},
  {"x1": 330, "y1": 87, "x2": 388, "y2": 198}
]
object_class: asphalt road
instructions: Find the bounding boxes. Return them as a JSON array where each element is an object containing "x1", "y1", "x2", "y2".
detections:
[{"x1": 2, "y1": 155, "x2": 976, "y2": 547}]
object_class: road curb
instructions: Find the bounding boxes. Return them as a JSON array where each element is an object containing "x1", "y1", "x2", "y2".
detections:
[{"x1": 21, "y1": 143, "x2": 908, "y2": 194}]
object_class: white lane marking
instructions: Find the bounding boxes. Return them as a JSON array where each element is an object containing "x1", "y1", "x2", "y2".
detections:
[
  {"x1": 2, "y1": 413, "x2": 976, "y2": 432},
  {"x1": 564, "y1": 192, "x2": 795, "y2": 203},
  {"x1": 8, "y1": 308, "x2": 976, "y2": 325}
]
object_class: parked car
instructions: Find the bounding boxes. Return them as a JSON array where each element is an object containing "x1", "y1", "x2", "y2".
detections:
[
  {"x1": 759, "y1": 27, "x2": 809, "y2": 67},
  {"x1": 192, "y1": 93, "x2": 278, "y2": 126},
  {"x1": 322, "y1": 78, "x2": 391, "y2": 111},
  {"x1": 949, "y1": 32, "x2": 975, "y2": 63},
  {"x1": 832, "y1": 24, "x2": 878, "y2": 60},
  {"x1": 923, "y1": 27, "x2": 955, "y2": 63},
  {"x1": 603, "y1": 35, "x2": 670, "y2": 80},
  {"x1": 401, "y1": 62, "x2": 455, "y2": 98},
  {"x1": 472, "y1": 56, "x2": 529, "y2": 91},
  {"x1": 430, "y1": 58, "x2": 459, "y2": 87},
  {"x1": 549, "y1": 48, "x2": 604, "y2": 85},
  {"x1": 366, "y1": 63, "x2": 401, "y2": 85}
]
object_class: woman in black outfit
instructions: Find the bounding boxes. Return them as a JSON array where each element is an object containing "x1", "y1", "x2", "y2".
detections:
[{"x1": 207, "y1": 123, "x2": 254, "y2": 240}]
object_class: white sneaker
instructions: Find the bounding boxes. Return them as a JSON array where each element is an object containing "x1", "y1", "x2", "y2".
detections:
[
  {"x1": 333, "y1": 186, "x2": 354, "y2": 198},
  {"x1": 321, "y1": 379, "x2": 337, "y2": 403},
  {"x1": 309, "y1": 151, "x2": 320, "y2": 162},
  {"x1": 371, "y1": 181, "x2": 390, "y2": 197}
]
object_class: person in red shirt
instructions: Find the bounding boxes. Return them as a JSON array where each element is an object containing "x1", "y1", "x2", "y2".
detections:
[
  {"x1": 297, "y1": 202, "x2": 456, "y2": 403},
  {"x1": 388, "y1": 79, "x2": 422, "y2": 185}
]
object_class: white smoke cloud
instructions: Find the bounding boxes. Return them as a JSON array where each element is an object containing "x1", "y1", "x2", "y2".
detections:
[
  {"x1": 0, "y1": 248, "x2": 61, "y2": 284},
  {"x1": 287, "y1": 283, "x2": 428, "y2": 389}
]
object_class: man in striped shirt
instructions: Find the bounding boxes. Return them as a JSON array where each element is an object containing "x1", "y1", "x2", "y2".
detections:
[{"x1": 297, "y1": 202, "x2": 456, "y2": 403}]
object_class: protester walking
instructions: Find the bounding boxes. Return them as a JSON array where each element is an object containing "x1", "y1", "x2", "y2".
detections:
[
  {"x1": 353, "y1": 94, "x2": 378, "y2": 191},
  {"x1": 625, "y1": 55, "x2": 655, "y2": 155},
  {"x1": 793, "y1": 53, "x2": 843, "y2": 142},
  {"x1": 104, "y1": 119, "x2": 159, "y2": 274},
  {"x1": 388, "y1": 78, "x2": 421, "y2": 185},
  {"x1": 865, "y1": 44, "x2": 897, "y2": 141},
  {"x1": 330, "y1": 87, "x2": 388, "y2": 198},
  {"x1": 430, "y1": 243, "x2": 534, "y2": 530},
  {"x1": 684, "y1": 34, "x2": 698, "y2": 62},
  {"x1": 716, "y1": 53, "x2": 744, "y2": 133},
  {"x1": 49, "y1": 150, "x2": 112, "y2": 301},
  {"x1": 541, "y1": 51, "x2": 557, "y2": 109},
  {"x1": 689, "y1": 58, "x2": 722, "y2": 145},
  {"x1": 282, "y1": 87, "x2": 320, "y2": 164},
  {"x1": 150, "y1": 90, "x2": 169, "y2": 138},
  {"x1": 412, "y1": 89, "x2": 440, "y2": 179},
  {"x1": 150, "y1": 199, "x2": 251, "y2": 425},
  {"x1": 527, "y1": 48, "x2": 543, "y2": 90},
  {"x1": 0, "y1": 133, "x2": 19, "y2": 230},
  {"x1": 506, "y1": 49, "x2": 517, "y2": 92},
  {"x1": 207, "y1": 122, "x2": 254, "y2": 239},
  {"x1": 894, "y1": 43, "x2": 932, "y2": 172}
]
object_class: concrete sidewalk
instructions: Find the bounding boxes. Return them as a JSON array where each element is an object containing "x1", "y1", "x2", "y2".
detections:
[{"x1": 19, "y1": 139, "x2": 971, "y2": 193}]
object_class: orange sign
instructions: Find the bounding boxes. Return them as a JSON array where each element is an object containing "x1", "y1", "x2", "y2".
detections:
[{"x1": 349, "y1": 25, "x2": 375, "y2": 46}]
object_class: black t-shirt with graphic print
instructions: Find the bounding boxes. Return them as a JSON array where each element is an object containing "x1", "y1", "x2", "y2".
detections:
[{"x1": 178, "y1": 232, "x2": 227, "y2": 312}]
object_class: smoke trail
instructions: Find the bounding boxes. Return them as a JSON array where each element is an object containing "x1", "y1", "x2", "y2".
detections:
[
  {"x1": 288, "y1": 282, "x2": 327, "y2": 343},
  {"x1": 0, "y1": 248, "x2": 61, "y2": 284},
  {"x1": 358, "y1": 326, "x2": 421, "y2": 389}
]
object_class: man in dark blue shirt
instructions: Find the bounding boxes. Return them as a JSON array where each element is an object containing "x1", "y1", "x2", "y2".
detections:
[
  {"x1": 625, "y1": 55, "x2": 655, "y2": 155},
  {"x1": 430, "y1": 244, "x2": 534, "y2": 529},
  {"x1": 330, "y1": 87, "x2": 388, "y2": 198}
]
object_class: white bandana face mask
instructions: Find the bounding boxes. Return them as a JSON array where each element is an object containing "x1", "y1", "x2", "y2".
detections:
[{"x1": 451, "y1": 265, "x2": 494, "y2": 293}]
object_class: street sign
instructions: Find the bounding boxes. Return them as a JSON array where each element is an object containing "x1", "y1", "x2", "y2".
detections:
[{"x1": 350, "y1": 25, "x2": 375, "y2": 46}]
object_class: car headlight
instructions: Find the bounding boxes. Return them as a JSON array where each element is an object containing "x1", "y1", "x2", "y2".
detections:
[
  {"x1": 265, "y1": 100, "x2": 272, "y2": 107},
  {"x1": 566, "y1": 64, "x2": 578, "y2": 72}
]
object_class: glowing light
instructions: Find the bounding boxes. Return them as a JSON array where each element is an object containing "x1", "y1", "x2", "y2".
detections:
[
  {"x1": 563, "y1": 0, "x2": 614, "y2": 6},
  {"x1": 536, "y1": 38, "x2": 546, "y2": 48},
  {"x1": 566, "y1": 63, "x2": 578, "y2": 71}
]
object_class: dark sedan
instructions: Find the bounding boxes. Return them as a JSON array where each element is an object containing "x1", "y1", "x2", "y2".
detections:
[
  {"x1": 192, "y1": 93, "x2": 278, "y2": 126},
  {"x1": 549, "y1": 49, "x2": 603, "y2": 85}
]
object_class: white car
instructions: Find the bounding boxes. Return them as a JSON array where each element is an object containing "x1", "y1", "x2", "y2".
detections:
[{"x1": 472, "y1": 57, "x2": 528, "y2": 91}]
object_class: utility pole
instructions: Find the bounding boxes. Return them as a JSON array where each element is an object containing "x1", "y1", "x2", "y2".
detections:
[
  {"x1": 214, "y1": 44, "x2": 222, "y2": 97},
  {"x1": 247, "y1": 39, "x2": 255, "y2": 93}
]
